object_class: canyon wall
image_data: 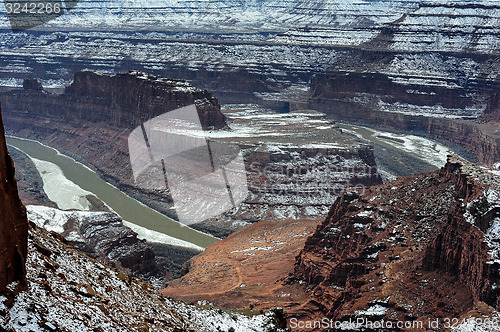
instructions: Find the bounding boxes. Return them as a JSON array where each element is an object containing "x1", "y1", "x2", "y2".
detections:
[
  {"x1": 484, "y1": 90, "x2": 500, "y2": 122},
  {"x1": 292, "y1": 155, "x2": 500, "y2": 322},
  {"x1": 0, "y1": 105, "x2": 27, "y2": 295},
  {"x1": 1, "y1": 71, "x2": 226, "y2": 130},
  {"x1": 304, "y1": 78, "x2": 500, "y2": 165},
  {"x1": 27, "y1": 206, "x2": 166, "y2": 286},
  {"x1": 225, "y1": 144, "x2": 381, "y2": 224},
  {"x1": 1, "y1": 72, "x2": 228, "y2": 219},
  {"x1": 299, "y1": 2, "x2": 500, "y2": 165}
]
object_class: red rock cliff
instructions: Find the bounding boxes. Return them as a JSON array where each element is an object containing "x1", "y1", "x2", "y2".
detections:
[
  {"x1": 292, "y1": 155, "x2": 500, "y2": 324},
  {"x1": 0, "y1": 103, "x2": 28, "y2": 295},
  {"x1": 0, "y1": 71, "x2": 227, "y2": 130},
  {"x1": 65, "y1": 71, "x2": 227, "y2": 129},
  {"x1": 483, "y1": 90, "x2": 500, "y2": 123}
]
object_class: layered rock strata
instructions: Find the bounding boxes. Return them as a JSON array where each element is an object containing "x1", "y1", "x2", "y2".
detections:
[
  {"x1": 1, "y1": 72, "x2": 227, "y2": 220},
  {"x1": 2, "y1": 76, "x2": 383, "y2": 238},
  {"x1": 2, "y1": 71, "x2": 226, "y2": 130},
  {"x1": 299, "y1": 2, "x2": 500, "y2": 165}
]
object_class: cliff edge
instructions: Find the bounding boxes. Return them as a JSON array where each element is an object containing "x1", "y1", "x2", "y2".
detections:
[{"x1": 0, "y1": 103, "x2": 27, "y2": 297}]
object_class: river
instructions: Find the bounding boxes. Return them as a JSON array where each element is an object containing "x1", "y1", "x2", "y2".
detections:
[
  {"x1": 6, "y1": 136, "x2": 218, "y2": 249},
  {"x1": 337, "y1": 123, "x2": 454, "y2": 176}
]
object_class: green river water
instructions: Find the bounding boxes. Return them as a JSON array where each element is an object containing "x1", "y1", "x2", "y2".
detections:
[{"x1": 6, "y1": 136, "x2": 218, "y2": 248}]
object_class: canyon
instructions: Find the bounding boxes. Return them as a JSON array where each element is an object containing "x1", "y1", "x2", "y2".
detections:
[
  {"x1": 297, "y1": 2, "x2": 500, "y2": 164},
  {"x1": 1, "y1": 72, "x2": 382, "y2": 238},
  {"x1": 27, "y1": 205, "x2": 167, "y2": 287},
  {"x1": 0, "y1": 2, "x2": 498, "y2": 167},
  {"x1": 0, "y1": 102, "x2": 287, "y2": 331}
]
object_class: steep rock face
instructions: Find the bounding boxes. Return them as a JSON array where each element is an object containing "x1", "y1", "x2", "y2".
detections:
[
  {"x1": 186, "y1": 106, "x2": 383, "y2": 236},
  {"x1": 1, "y1": 72, "x2": 226, "y2": 130},
  {"x1": 65, "y1": 71, "x2": 226, "y2": 129},
  {"x1": 0, "y1": 223, "x2": 286, "y2": 331},
  {"x1": 292, "y1": 155, "x2": 500, "y2": 323},
  {"x1": 239, "y1": 144, "x2": 381, "y2": 222},
  {"x1": 1, "y1": 72, "x2": 227, "y2": 221},
  {"x1": 386, "y1": 2, "x2": 500, "y2": 54},
  {"x1": 426, "y1": 118, "x2": 500, "y2": 165},
  {"x1": 310, "y1": 70, "x2": 472, "y2": 111},
  {"x1": 303, "y1": 90, "x2": 500, "y2": 164},
  {"x1": 483, "y1": 90, "x2": 500, "y2": 122},
  {"x1": 0, "y1": 106, "x2": 27, "y2": 295}
]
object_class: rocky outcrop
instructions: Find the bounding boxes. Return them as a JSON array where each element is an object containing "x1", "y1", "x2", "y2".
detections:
[
  {"x1": 292, "y1": 155, "x2": 500, "y2": 323},
  {"x1": 65, "y1": 71, "x2": 226, "y2": 129},
  {"x1": 238, "y1": 144, "x2": 381, "y2": 222},
  {"x1": 299, "y1": 2, "x2": 500, "y2": 166},
  {"x1": 0, "y1": 221, "x2": 285, "y2": 331},
  {"x1": 305, "y1": 80, "x2": 500, "y2": 164},
  {"x1": 310, "y1": 70, "x2": 472, "y2": 111},
  {"x1": 0, "y1": 105, "x2": 27, "y2": 296},
  {"x1": 483, "y1": 90, "x2": 500, "y2": 122},
  {"x1": 1, "y1": 72, "x2": 227, "y2": 222},
  {"x1": 27, "y1": 206, "x2": 165, "y2": 286},
  {"x1": 22, "y1": 78, "x2": 43, "y2": 92},
  {"x1": 1, "y1": 72, "x2": 226, "y2": 130}
]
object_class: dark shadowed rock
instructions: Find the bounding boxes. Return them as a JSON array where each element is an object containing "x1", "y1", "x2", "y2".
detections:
[
  {"x1": 483, "y1": 90, "x2": 500, "y2": 123},
  {"x1": 0, "y1": 103, "x2": 28, "y2": 296},
  {"x1": 22, "y1": 78, "x2": 43, "y2": 92},
  {"x1": 65, "y1": 71, "x2": 227, "y2": 129},
  {"x1": 2, "y1": 71, "x2": 227, "y2": 130}
]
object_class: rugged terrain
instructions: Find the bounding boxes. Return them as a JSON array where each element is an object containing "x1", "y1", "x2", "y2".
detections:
[
  {"x1": 0, "y1": 0, "x2": 437, "y2": 31},
  {"x1": 2, "y1": 73, "x2": 382, "y2": 237},
  {"x1": 0, "y1": 221, "x2": 288, "y2": 331},
  {"x1": 27, "y1": 205, "x2": 167, "y2": 287},
  {"x1": 163, "y1": 218, "x2": 320, "y2": 311},
  {"x1": 0, "y1": 105, "x2": 287, "y2": 331},
  {"x1": 165, "y1": 155, "x2": 500, "y2": 330},
  {"x1": 2, "y1": 72, "x2": 226, "y2": 221},
  {"x1": 0, "y1": 2, "x2": 498, "y2": 168},
  {"x1": 299, "y1": 2, "x2": 500, "y2": 164},
  {"x1": 291, "y1": 155, "x2": 500, "y2": 325}
]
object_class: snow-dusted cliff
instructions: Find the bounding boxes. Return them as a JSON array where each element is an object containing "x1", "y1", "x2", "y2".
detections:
[
  {"x1": 0, "y1": 0, "x2": 437, "y2": 31},
  {"x1": 0, "y1": 223, "x2": 286, "y2": 331}
]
